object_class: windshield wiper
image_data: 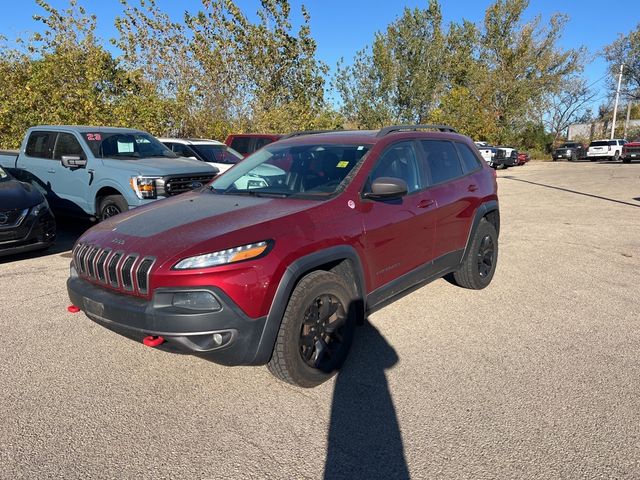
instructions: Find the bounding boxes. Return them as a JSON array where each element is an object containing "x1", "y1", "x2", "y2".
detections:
[{"x1": 226, "y1": 190, "x2": 291, "y2": 198}]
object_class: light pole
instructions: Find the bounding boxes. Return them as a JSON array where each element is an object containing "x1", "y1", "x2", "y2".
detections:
[{"x1": 610, "y1": 64, "x2": 624, "y2": 139}]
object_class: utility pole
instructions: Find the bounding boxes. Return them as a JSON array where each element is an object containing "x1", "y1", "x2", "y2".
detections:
[
  {"x1": 623, "y1": 101, "x2": 632, "y2": 139},
  {"x1": 610, "y1": 64, "x2": 624, "y2": 139}
]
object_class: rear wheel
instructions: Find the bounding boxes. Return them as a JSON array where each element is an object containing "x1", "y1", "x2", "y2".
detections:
[
  {"x1": 452, "y1": 219, "x2": 498, "y2": 290},
  {"x1": 98, "y1": 194, "x2": 128, "y2": 221},
  {"x1": 613, "y1": 151, "x2": 620, "y2": 162},
  {"x1": 267, "y1": 271, "x2": 356, "y2": 388},
  {"x1": 622, "y1": 158, "x2": 631, "y2": 164}
]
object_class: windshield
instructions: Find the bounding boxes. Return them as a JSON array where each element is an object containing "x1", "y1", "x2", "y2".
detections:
[
  {"x1": 191, "y1": 144, "x2": 243, "y2": 165},
  {"x1": 83, "y1": 132, "x2": 177, "y2": 159},
  {"x1": 210, "y1": 143, "x2": 371, "y2": 198},
  {"x1": 0, "y1": 165, "x2": 9, "y2": 181}
]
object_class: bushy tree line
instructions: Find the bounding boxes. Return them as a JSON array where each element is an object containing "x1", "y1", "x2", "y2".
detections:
[{"x1": 1, "y1": 0, "x2": 636, "y2": 151}]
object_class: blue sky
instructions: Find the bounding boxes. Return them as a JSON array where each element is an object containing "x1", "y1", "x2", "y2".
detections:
[{"x1": 1, "y1": 0, "x2": 637, "y2": 110}]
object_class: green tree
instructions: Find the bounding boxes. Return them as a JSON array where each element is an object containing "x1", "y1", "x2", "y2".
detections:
[{"x1": 603, "y1": 23, "x2": 640, "y2": 102}]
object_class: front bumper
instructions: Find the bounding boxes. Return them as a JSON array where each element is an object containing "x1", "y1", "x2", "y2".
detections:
[
  {"x1": 0, "y1": 210, "x2": 56, "y2": 258},
  {"x1": 67, "y1": 272, "x2": 268, "y2": 365}
]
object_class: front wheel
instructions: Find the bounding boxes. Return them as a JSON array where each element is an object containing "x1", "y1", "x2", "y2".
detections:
[
  {"x1": 267, "y1": 271, "x2": 356, "y2": 388},
  {"x1": 98, "y1": 194, "x2": 128, "y2": 221},
  {"x1": 452, "y1": 219, "x2": 498, "y2": 290}
]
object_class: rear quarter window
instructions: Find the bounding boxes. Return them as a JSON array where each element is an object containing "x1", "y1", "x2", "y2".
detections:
[{"x1": 230, "y1": 137, "x2": 251, "y2": 155}]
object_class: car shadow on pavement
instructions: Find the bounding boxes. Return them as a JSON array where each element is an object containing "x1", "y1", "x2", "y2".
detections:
[
  {"x1": 0, "y1": 216, "x2": 92, "y2": 264},
  {"x1": 324, "y1": 321, "x2": 410, "y2": 480},
  {"x1": 502, "y1": 176, "x2": 640, "y2": 208}
]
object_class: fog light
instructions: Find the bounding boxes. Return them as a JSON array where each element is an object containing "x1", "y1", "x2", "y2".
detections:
[
  {"x1": 172, "y1": 291, "x2": 221, "y2": 311},
  {"x1": 212, "y1": 333, "x2": 223, "y2": 345}
]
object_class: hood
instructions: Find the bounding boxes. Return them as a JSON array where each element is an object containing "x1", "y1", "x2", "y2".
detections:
[
  {"x1": 100, "y1": 156, "x2": 217, "y2": 176},
  {"x1": 0, "y1": 178, "x2": 44, "y2": 210},
  {"x1": 80, "y1": 190, "x2": 320, "y2": 258}
]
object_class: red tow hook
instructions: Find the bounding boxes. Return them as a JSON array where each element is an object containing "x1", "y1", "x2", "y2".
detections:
[
  {"x1": 67, "y1": 305, "x2": 81, "y2": 313},
  {"x1": 143, "y1": 335, "x2": 165, "y2": 348}
]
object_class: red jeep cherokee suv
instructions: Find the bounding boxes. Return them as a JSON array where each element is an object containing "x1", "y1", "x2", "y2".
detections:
[{"x1": 67, "y1": 125, "x2": 500, "y2": 387}]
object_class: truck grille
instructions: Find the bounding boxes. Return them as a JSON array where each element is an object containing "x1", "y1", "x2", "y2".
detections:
[
  {"x1": 165, "y1": 174, "x2": 215, "y2": 196},
  {"x1": 73, "y1": 243, "x2": 155, "y2": 296}
]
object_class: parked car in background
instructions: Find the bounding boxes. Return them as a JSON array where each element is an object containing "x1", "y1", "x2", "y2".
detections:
[
  {"x1": 494, "y1": 146, "x2": 519, "y2": 167},
  {"x1": 0, "y1": 164, "x2": 56, "y2": 257},
  {"x1": 0, "y1": 126, "x2": 218, "y2": 221},
  {"x1": 225, "y1": 133, "x2": 282, "y2": 157},
  {"x1": 621, "y1": 139, "x2": 640, "y2": 163},
  {"x1": 586, "y1": 139, "x2": 627, "y2": 161},
  {"x1": 552, "y1": 142, "x2": 586, "y2": 161},
  {"x1": 68, "y1": 124, "x2": 500, "y2": 388},
  {"x1": 159, "y1": 138, "x2": 243, "y2": 173},
  {"x1": 517, "y1": 152, "x2": 530, "y2": 165}
]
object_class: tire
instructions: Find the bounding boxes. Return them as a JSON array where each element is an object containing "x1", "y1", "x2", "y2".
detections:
[
  {"x1": 570, "y1": 152, "x2": 577, "y2": 162},
  {"x1": 613, "y1": 151, "x2": 620, "y2": 162},
  {"x1": 452, "y1": 219, "x2": 498, "y2": 290},
  {"x1": 98, "y1": 194, "x2": 128, "y2": 221},
  {"x1": 267, "y1": 271, "x2": 356, "y2": 388},
  {"x1": 622, "y1": 158, "x2": 631, "y2": 164}
]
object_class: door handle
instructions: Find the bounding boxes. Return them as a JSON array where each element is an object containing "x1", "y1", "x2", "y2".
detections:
[
  {"x1": 468, "y1": 184, "x2": 478, "y2": 192},
  {"x1": 47, "y1": 169, "x2": 56, "y2": 174},
  {"x1": 417, "y1": 199, "x2": 435, "y2": 209}
]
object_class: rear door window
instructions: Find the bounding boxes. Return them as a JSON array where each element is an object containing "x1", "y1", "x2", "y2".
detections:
[
  {"x1": 25, "y1": 131, "x2": 56, "y2": 159},
  {"x1": 230, "y1": 137, "x2": 251, "y2": 155},
  {"x1": 254, "y1": 137, "x2": 274, "y2": 150},
  {"x1": 420, "y1": 140, "x2": 464, "y2": 185},
  {"x1": 455, "y1": 143, "x2": 482, "y2": 174},
  {"x1": 54, "y1": 133, "x2": 86, "y2": 160}
]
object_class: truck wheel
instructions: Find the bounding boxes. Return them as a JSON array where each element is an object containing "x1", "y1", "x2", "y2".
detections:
[
  {"x1": 452, "y1": 219, "x2": 498, "y2": 290},
  {"x1": 98, "y1": 195, "x2": 128, "y2": 221},
  {"x1": 613, "y1": 151, "x2": 620, "y2": 162},
  {"x1": 267, "y1": 271, "x2": 356, "y2": 388},
  {"x1": 570, "y1": 152, "x2": 577, "y2": 162}
]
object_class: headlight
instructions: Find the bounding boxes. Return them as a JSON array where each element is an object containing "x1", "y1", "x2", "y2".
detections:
[
  {"x1": 29, "y1": 200, "x2": 48, "y2": 216},
  {"x1": 173, "y1": 241, "x2": 270, "y2": 270},
  {"x1": 130, "y1": 176, "x2": 164, "y2": 199}
]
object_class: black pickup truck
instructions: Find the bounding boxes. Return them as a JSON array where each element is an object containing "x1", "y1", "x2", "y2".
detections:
[{"x1": 552, "y1": 142, "x2": 586, "y2": 161}]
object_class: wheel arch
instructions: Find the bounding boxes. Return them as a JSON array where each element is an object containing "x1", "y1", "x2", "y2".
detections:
[
  {"x1": 461, "y1": 201, "x2": 500, "y2": 263},
  {"x1": 95, "y1": 186, "x2": 125, "y2": 215},
  {"x1": 250, "y1": 245, "x2": 366, "y2": 365}
]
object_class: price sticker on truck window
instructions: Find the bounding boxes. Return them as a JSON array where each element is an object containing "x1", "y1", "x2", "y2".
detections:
[
  {"x1": 86, "y1": 133, "x2": 102, "y2": 141},
  {"x1": 336, "y1": 161, "x2": 349, "y2": 168}
]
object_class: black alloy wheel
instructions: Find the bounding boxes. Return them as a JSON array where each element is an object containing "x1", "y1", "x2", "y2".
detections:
[
  {"x1": 299, "y1": 293, "x2": 348, "y2": 370},
  {"x1": 477, "y1": 235, "x2": 495, "y2": 278}
]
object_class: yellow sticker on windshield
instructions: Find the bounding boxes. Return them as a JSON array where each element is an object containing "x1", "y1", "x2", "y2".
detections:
[{"x1": 336, "y1": 161, "x2": 349, "y2": 168}]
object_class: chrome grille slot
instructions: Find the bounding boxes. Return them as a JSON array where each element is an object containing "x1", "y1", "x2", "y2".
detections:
[
  {"x1": 121, "y1": 255, "x2": 138, "y2": 291},
  {"x1": 108, "y1": 252, "x2": 123, "y2": 288},
  {"x1": 86, "y1": 246, "x2": 100, "y2": 278},
  {"x1": 136, "y1": 257, "x2": 155, "y2": 294},
  {"x1": 96, "y1": 249, "x2": 111, "y2": 282},
  {"x1": 75, "y1": 243, "x2": 88, "y2": 274},
  {"x1": 165, "y1": 174, "x2": 215, "y2": 196}
]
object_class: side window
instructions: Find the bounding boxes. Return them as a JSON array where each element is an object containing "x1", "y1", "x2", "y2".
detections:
[
  {"x1": 254, "y1": 137, "x2": 273, "y2": 150},
  {"x1": 369, "y1": 142, "x2": 422, "y2": 193},
  {"x1": 455, "y1": 143, "x2": 482, "y2": 174},
  {"x1": 230, "y1": 137, "x2": 251, "y2": 155},
  {"x1": 25, "y1": 131, "x2": 55, "y2": 159},
  {"x1": 54, "y1": 133, "x2": 86, "y2": 160},
  {"x1": 420, "y1": 140, "x2": 464, "y2": 185}
]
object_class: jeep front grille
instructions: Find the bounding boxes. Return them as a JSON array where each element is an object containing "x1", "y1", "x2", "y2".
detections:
[
  {"x1": 164, "y1": 174, "x2": 215, "y2": 196},
  {"x1": 73, "y1": 243, "x2": 155, "y2": 296}
]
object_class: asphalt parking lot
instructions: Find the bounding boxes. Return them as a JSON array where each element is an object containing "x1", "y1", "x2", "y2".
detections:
[{"x1": 1, "y1": 160, "x2": 639, "y2": 479}]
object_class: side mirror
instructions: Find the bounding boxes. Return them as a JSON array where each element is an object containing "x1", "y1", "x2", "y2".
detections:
[
  {"x1": 363, "y1": 177, "x2": 408, "y2": 200},
  {"x1": 61, "y1": 155, "x2": 87, "y2": 168}
]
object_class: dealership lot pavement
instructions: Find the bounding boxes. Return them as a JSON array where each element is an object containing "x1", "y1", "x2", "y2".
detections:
[{"x1": 1, "y1": 161, "x2": 639, "y2": 479}]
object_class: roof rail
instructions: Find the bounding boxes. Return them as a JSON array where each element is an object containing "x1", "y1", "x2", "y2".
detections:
[
  {"x1": 280, "y1": 129, "x2": 347, "y2": 140},
  {"x1": 376, "y1": 124, "x2": 457, "y2": 137}
]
